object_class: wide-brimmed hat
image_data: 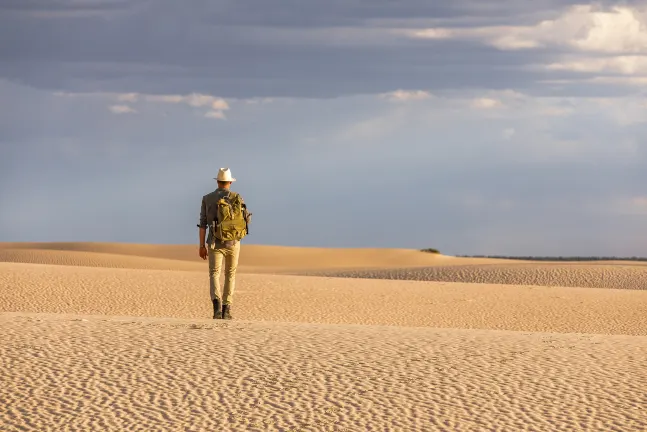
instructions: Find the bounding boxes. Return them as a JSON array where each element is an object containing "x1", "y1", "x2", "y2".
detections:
[{"x1": 215, "y1": 167, "x2": 236, "y2": 182}]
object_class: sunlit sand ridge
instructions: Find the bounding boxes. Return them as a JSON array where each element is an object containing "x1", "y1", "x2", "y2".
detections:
[{"x1": 1, "y1": 242, "x2": 646, "y2": 431}]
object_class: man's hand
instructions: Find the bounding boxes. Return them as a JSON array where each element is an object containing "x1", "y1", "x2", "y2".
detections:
[{"x1": 199, "y1": 245, "x2": 208, "y2": 260}]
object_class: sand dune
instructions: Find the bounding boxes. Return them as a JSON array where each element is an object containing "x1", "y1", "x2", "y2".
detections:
[
  {"x1": 1, "y1": 242, "x2": 474, "y2": 272},
  {"x1": 0, "y1": 248, "x2": 207, "y2": 271},
  {"x1": 1, "y1": 242, "x2": 647, "y2": 431},
  {"x1": 0, "y1": 243, "x2": 466, "y2": 275},
  {"x1": 310, "y1": 264, "x2": 647, "y2": 290},
  {"x1": 3, "y1": 261, "x2": 646, "y2": 335}
]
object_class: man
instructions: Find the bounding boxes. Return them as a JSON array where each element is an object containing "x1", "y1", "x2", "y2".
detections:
[{"x1": 197, "y1": 167, "x2": 250, "y2": 319}]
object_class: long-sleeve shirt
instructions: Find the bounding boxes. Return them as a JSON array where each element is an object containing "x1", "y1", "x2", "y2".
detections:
[{"x1": 198, "y1": 188, "x2": 245, "y2": 245}]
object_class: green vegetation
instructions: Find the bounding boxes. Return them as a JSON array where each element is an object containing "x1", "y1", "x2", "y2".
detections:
[
  {"x1": 420, "y1": 248, "x2": 440, "y2": 254},
  {"x1": 419, "y1": 248, "x2": 647, "y2": 261}
]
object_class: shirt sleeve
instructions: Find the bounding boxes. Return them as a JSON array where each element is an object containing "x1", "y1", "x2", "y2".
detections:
[{"x1": 197, "y1": 196, "x2": 207, "y2": 228}]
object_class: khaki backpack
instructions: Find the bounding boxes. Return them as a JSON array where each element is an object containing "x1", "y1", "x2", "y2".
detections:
[{"x1": 211, "y1": 191, "x2": 251, "y2": 242}]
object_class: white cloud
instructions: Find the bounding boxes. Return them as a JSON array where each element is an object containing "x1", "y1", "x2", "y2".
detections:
[
  {"x1": 470, "y1": 98, "x2": 503, "y2": 109},
  {"x1": 502, "y1": 128, "x2": 515, "y2": 140},
  {"x1": 584, "y1": 76, "x2": 647, "y2": 86},
  {"x1": 211, "y1": 99, "x2": 230, "y2": 111},
  {"x1": 204, "y1": 110, "x2": 226, "y2": 120},
  {"x1": 147, "y1": 94, "x2": 184, "y2": 103},
  {"x1": 406, "y1": 6, "x2": 647, "y2": 54},
  {"x1": 545, "y1": 56, "x2": 647, "y2": 74},
  {"x1": 185, "y1": 93, "x2": 217, "y2": 107},
  {"x1": 55, "y1": 91, "x2": 230, "y2": 107},
  {"x1": 145, "y1": 93, "x2": 230, "y2": 110},
  {"x1": 570, "y1": 7, "x2": 647, "y2": 53},
  {"x1": 53, "y1": 91, "x2": 111, "y2": 98},
  {"x1": 380, "y1": 89, "x2": 433, "y2": 102},
  {"x1": 116, "y1": 93, "x2": 139, "y2": 103},
  {"x1": 408, "y1": 28, "x2": 454, "y2": 40},
  {"x1": 462, "y1": 90, "x2": 526, "y2": 111},
  {"x1": 55, "y1": 90, "x2": 232, "y2": 117},
  {"x1": 108, "y1": 105, "x2": 137, "y2": 114}
]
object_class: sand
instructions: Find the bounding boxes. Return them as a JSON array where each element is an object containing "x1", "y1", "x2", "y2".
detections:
[
  {"x1": 308, "y1": 264, "x2": 647, "y2": 290},
  {"x1": 1, "y1": 242, "x2": 646, "y2": 431}
]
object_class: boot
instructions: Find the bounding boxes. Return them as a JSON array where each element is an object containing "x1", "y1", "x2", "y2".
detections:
[
  {"x1": 222, "y1": 304, "x2": 232, "y2": 320},
  {"x1": 212, "y1": 298, "x2": 222, "y2": 319}
]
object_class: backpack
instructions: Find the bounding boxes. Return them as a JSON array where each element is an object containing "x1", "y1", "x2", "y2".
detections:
[{"x1": 212, "y1": 191, "x2": 251, "y2": 242}]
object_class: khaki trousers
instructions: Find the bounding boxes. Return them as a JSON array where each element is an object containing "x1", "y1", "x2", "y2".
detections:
[{"x1": 208, "y1": 241, "x2": 240, "y2": 305}]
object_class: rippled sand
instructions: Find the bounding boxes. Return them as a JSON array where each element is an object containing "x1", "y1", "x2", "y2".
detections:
[
  {"x1": 308, "y1": 263, "x2": 647, "y2": 290},
  {"x1": 1, "y1": 242, "x2": 646, "y2": 431}
]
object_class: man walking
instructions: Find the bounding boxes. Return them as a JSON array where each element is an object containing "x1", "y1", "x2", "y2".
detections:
[{"x1": 197, "y1": 168, "x2": 251, "y2": 319}]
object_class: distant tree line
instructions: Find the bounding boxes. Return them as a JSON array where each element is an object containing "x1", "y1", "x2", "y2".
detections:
[
  {"x1": 454, "y1": 255, "x2": 647, "y2": 262},
  {"x1": 419, "y1": 248, "x2": 647, "y2": 261}
]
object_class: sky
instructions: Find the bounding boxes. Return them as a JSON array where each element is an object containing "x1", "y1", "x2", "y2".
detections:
[{"x1": 1, "y1": 0, "x2": 647, "y2": 256}]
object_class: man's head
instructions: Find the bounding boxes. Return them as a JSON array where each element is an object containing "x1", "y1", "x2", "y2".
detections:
[{"x1": 214, "y1": 167, "x2": 236, "y2": 189}]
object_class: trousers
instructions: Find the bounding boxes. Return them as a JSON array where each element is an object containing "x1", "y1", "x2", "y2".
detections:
[{"x1": 208, "y1": 241, "x2": 241, "y2": 305}]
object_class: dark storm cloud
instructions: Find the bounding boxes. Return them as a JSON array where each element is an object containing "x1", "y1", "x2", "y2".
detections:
[
  {"x1": 0, "y1": 46, "x2": 564, "y2": 99},
  {"x1": 1, "y1": 0, "x2": 641, "y2": 98},
  {"x1": 0, "y1": 0, "x2": 132, "y2": 13},
  {"x1": 2, "y1": 0, "x2": 636, "y2": 26}
]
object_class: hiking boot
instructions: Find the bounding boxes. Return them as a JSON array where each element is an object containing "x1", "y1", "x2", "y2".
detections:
[
  {"x1": 222, "y1": 304, "x2": 232, "y2": 320},
  {"x1": 212, "y1": 298, "x2": 222, "y2": 319}
]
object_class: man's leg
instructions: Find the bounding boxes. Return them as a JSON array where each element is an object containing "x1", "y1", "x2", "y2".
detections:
[
  {"x1": 221, "y1": 242, "x2": 241, "y2": 319},
  {"x1": 208, "y1": 247, "x2": 224, "y2": 318}
]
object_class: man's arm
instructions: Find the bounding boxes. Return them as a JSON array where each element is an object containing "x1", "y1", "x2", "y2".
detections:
[
  {"x1": 199, "y1": 227, "x2": 207, "y2": 247},
  {"x1": 198, "y1": 197, "x2": 207, "y2": 246},
  {"x1": 241, "y1": 195, "x2": 252, "y2": 232}
]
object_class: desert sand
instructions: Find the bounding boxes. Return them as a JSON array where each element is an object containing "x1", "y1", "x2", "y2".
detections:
[{"x1": 1, "y1": 242, "x2": 646, "y2": 432}]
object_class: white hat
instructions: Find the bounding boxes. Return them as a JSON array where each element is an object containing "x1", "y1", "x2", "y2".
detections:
[{"x1": 215, "y1": 167, "x2": 236, "y2": 182}]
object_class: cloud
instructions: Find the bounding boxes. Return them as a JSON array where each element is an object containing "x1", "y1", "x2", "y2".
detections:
[
  {"x1": 204, "y1": 110, "x2": 226, "y2": 120},
  {"x1": 545, "y1": 56, "x2": 647, "y2": 74},
  {"x1": 108, "y1": 104, "x2": 136, "y2": 114},
  {"x1": 116, "y1": 93, "x2": 139, "y2": 103},
  {"x1": 137, "y1": 93, "x2": 231, "y2": 110},
  {"x1": 210, "y1": 98, "x2": 230, "y2": 111},
  {"x1": 409, "y1": 28, "x2": 454, "y2": 40},
  {"x1": 146, "y1": 95, "x2": 185, "y2": 104},
  {"x1": 406, "y1": 5, "x2": 647, "y2": 53},
  {"x1": 502, "y1": 128, "x2": 515, "y2": 139},
  {"x1": 585, "y1": 76, "x2": 647, "y2": 86},
  {"x1": 3, "y1": 1, "x2": 647, "y2": 100},
  {"x1": 2, "y1": 0, "x2": 136, "y2": 19},
  {"x1": 56, "y1": 90, "x2": 231, "y2": 117},
  {"x1": 470, "y1": 97, "x2": 503, "y2": 109},
  {"x1": 403, "y1": 4, "x2": 647, "y2": 89},
  {"x1": 380, "y1": 89, "x2": 433, "y2": 102}
]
